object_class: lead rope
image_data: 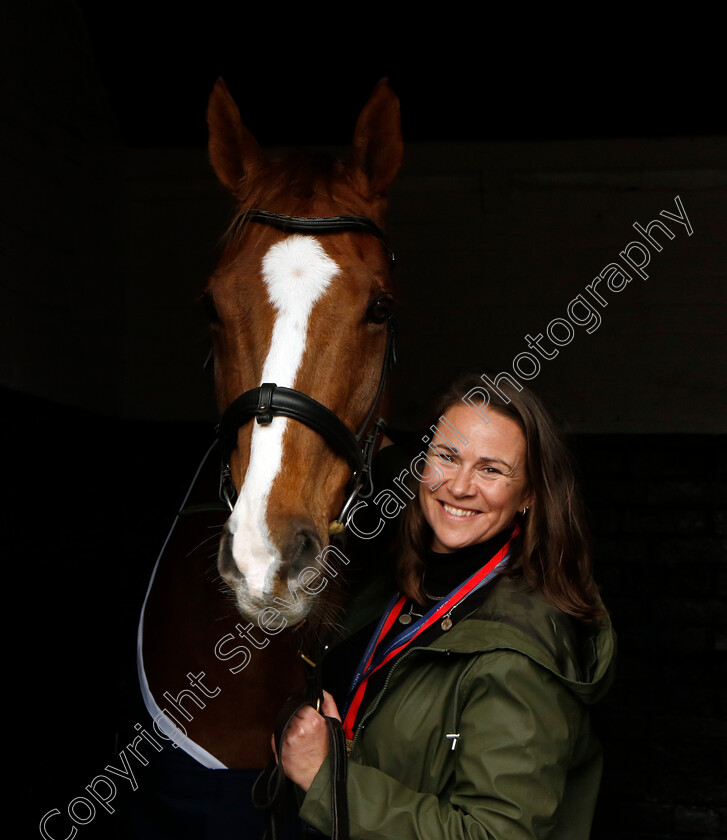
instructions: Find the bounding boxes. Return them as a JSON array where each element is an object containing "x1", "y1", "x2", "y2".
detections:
[
  {"x1": 326, "y1": 716, "x2": 349, "y2": 840},
  {"x1": 252, "y1": 650, "x2": 349, "y2": 840}
]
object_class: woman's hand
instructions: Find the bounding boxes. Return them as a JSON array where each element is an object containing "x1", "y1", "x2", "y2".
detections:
[{"x1": 276, "y1": 690, "x2": 341, "y2": 791}]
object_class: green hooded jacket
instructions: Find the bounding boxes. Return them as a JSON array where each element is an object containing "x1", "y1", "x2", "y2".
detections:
[{"x1": 299, "y1": 570, "x2": 616, "y2": 839}]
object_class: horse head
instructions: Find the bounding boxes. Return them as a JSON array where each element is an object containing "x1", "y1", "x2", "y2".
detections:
[{"x1": 204, "y1": 78, "x2": 402, "y2": 626}]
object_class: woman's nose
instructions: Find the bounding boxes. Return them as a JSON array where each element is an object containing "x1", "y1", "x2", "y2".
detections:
[{"x1": 448, "y1": 466, "x2": 475, "y2": 495}]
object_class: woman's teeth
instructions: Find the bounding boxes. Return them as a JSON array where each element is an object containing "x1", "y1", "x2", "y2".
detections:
[{"x1": 442, "y1": 503, "x2": 478, "y2": 518}]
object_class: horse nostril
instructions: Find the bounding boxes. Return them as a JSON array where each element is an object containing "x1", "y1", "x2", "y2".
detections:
[
  {"x1": 285, "y1": 526, "x2": 322, "y2": 577},
  {"x1": 216, "y1": 528, "x2": 243, "y2": 584}
]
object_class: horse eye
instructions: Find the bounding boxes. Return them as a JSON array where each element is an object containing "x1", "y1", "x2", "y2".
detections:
[
  {"x1": 366, "y1": 295, "x2": 394, "y2": 324},
  {"x1": 201, "y1": 292, "x2": 221, "y2": 325}
]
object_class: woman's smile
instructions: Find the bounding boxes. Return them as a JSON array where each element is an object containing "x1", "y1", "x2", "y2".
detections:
[
  {"x1": 440, "y1": 501, "x2": 481, "y2": 519},
  {"x1": 419, "y1": 404, "x2": 532, "y2": 553}
]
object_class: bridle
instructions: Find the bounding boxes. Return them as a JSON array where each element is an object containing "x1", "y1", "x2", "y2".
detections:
[
  {"x1": 215, "y1": 208, "x2": 397, "y2": 534},
  {"x1": 215, "y1": 209, "x2": 396, "y2": 840}
]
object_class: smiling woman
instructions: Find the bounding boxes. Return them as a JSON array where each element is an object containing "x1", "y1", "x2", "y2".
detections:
[
  {"x1": 397, "y1": 373, "x2": 607, "y2": 620},
  {"x1": 420, "y1": 405, "x2": 532, "y2": 552},
  {"x1": 279, "y1": 372, "x2": 616, "y2": 840}
]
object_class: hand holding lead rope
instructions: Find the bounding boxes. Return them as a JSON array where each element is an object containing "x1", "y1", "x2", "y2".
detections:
[{"x1": 276, "y1": 690, "x2": 341, "y2": 792}]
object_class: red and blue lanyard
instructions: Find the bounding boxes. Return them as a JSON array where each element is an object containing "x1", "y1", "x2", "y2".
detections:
[{"x1": 342, "y1": 525, "x2": 519, "y2": 740}]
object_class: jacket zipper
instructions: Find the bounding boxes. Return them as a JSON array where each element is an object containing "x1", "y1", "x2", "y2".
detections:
[
  {"x1": 449, "y1": 658, "x2": 479, "y2": 740},
  {"x1": 350, "y1": 646, "x2": 453, "y2": 754}
]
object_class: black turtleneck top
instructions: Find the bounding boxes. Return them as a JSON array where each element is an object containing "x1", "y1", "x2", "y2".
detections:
[{"x1": 419, "y1": 529, "x2": 512, "y2": 603}]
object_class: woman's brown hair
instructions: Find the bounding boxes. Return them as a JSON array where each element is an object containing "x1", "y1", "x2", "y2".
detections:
[{"x1": 397, "y1": 372, "x2": 608, "y2": 624}]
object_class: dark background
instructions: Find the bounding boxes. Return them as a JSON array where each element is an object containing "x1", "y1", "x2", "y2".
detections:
[
  {"x1": 4, "y1": 2, "x2": 726, "y2": 838},
  {"x1": 67, "y1": 4, "x2": 727, "y2": 147}
]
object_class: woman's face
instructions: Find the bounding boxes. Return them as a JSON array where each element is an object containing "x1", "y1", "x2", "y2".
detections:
[{"x1": 419, "y1": 404, "x2": 533, "y2": 553}]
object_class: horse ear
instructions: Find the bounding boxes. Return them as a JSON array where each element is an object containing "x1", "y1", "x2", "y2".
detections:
[
  {"x1": 207, "y1": 77, "x2": 265, "y2": 194},
  {"x1": 350, "y1": 78, "x2": 403, "y2": 197}
]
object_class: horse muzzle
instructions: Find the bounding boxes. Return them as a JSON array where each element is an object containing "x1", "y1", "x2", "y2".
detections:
[{"x1": 217, "y1": 516, "x2": 324, "y2": 625}]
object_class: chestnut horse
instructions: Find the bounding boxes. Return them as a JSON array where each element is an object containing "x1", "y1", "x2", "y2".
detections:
[{"x1": 136, "y1": 78, "x2": 402, "y2": 830}]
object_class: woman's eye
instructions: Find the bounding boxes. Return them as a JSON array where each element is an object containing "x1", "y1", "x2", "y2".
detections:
[
  {"x1": 434, "y1": 451, "x2": 455, "y2": 463},
  {"x1": 365, "y1": 295, "x2": 394, "y2": 324}
]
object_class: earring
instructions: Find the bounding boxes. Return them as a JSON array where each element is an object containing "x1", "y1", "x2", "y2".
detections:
[{"x1": 521, "y1": 506, "x2": 530, "y2": 515}]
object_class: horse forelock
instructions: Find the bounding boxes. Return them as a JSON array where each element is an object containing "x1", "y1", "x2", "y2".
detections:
[{"x1": 221, "y1": 151, "x2": 380, "y2": 251}]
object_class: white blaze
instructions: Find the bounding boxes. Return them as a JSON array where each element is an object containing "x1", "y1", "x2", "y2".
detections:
[{"x1": 228, "y1": 236, "x2": 339, "y2": 595}]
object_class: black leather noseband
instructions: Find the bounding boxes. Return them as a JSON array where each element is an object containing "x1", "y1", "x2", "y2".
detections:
[{"x1": 218, "y1": 386, "x2": 365, "y2": 475}]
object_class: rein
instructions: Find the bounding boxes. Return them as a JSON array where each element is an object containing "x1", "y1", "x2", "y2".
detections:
[{"x1": 219, "y1": 209, "x2": 396, "y2": 839}]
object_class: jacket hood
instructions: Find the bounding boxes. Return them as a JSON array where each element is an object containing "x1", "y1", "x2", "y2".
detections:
[{"x1": 428, "y1": 574, "x2": 616, "y2": 705}]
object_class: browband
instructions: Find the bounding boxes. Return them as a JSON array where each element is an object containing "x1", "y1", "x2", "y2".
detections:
[{"x1": 245, "y1": 209, "x2": 395, "y2": 265}]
